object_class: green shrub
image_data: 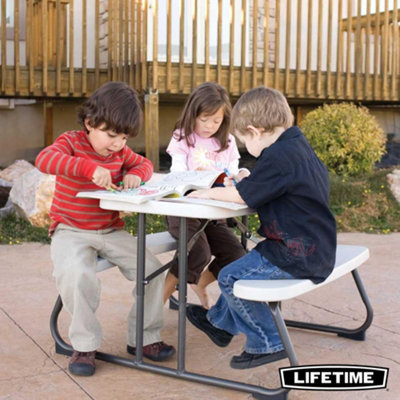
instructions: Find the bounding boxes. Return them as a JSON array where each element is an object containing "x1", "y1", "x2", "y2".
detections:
[{"x1": 300, "y1": 103, "x2": 386, "y2": 176}]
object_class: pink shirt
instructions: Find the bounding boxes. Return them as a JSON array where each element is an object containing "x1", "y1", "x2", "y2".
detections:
[{"x1": 166, "y1": 131, "x2": 240, "y2": 173}]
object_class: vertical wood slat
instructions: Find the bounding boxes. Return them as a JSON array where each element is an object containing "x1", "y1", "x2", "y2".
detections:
[
  {"x1": 252, "y1": 0, "x2": 258, "y2": 88},
  {"x1": 263, "y1": 0, "x2": 269, "y2": 87},
  {"x1": 124, "y1": 0, "x2": 129, "y2": 82},
  {"x1": 142, "y1": 0, "x2": 148, "y2": 90},
  {"x1": 152, "y1": 0, "x2": 158, "y2": 91},
  {"x1": 217, "y1": 0, "x2": 222, "y2": 84},
  {"x1": 166, "y1": 0, "x2": 172, "y2": 91},
  {"x1": 273, "y1": 0, "x2": 280, "y2": 90},
  {"x1": 326, "y1": 0, "x2": 333, "y2": 97},
  {"x1": 14, "y1": 0, "x2": 20, "y2": 93},
  {"x1": 192, "y1": 0, "x2": 197, "y2": 89},
  {"x1": 240, "y1": 0, "x2": 247, "y2": 92},
  {"x1": 335, "y1": 0, "x2": 343, "y2": 97},
  {"x1": 306, "y1": 0, "x2": 312, "y2": 95},
  {"x1": 56, "y1": 0, "x2": 61, "y2": 94},
  {"x1": 364, "y1": 0, "x2": 371, "y2": 99},
  {"x1": 108, "y1": 0, "x2": 113, "y2": 80},
  {"x1": 0, "y1": 0, "x2": 5, "y2": 93},
  {"x1": 136, "y1": 0, "x2": 142, "y2": 90},
  {"x1": 373, "y1": 1, "x2": 380, "y2": 99},
  {"x1": 204, "y1": 0, "x2": 210, "y2": 82},
  {"x1": 354, "y1": 0, "x2": 362, "y2": 99},
  {"x1": 179, "y1": 0, "x2": 184, "y2": 91},
  {"x1": 284, "y1": 0, "x2": 291, "y2": 95},
  {"x1": 295, "y1": 0, "x2": 302, "y2": 96},
  {"x1": 27, "y1": 0, "x2": 34, "y2": 93},
  {"x1": 118, "y1": 0, "x2": 124, "y2": 80},
  {"x1": 391, "y1": 0, "x2": 398, "y2": 99},
  {"x1": 95, "y1": 0, "x2": 100, "y2": 87},
  {"x1": 382, "y1": 0, "x2": 389, "y2": 99},
  {"x1": 82, "y1": 0, "x2": 87, "y2": 94},
  {"x1": 69, "y1": 0, "x2": 74, "y2": 94},
  {"x1": 316, "y1": 0, "x2": 322, "y2": 97},
  {"x1": 142, "y1": 0, "x2": 147, "y2": 91},
  {"x1": 345, "y1": 0, "x2": 352, "y2": 98},
  {"x1": 42, "y1": 0, "x2": 48, "y2": 94},
  {"x1": 129, "y1": 0, "x2": 135, "y2": 88},
  {"x1": 228, "y1": 0, "x2": 235, "y2": 93},
  {"x1": 113, "y1": 1, "x2": 118, "y2": 81}
]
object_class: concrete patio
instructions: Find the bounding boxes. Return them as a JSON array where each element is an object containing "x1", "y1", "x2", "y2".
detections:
[{"x1": 0, "y1": 232, "x2": 398, "y2": 400}]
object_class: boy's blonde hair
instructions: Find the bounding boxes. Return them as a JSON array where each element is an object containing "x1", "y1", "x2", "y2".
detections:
[{"x1": 231, "y1": 86, "x2": 294, "y2": 135}]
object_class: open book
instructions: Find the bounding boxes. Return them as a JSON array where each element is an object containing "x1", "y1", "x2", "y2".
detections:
[{"x1": 77, "y1": 170, "x2": 229, "y2": 205}]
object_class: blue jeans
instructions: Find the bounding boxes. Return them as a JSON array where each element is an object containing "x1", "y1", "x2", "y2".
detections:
[{"x1": 207, "y1": 249, "x2": 294, "y2": 354}]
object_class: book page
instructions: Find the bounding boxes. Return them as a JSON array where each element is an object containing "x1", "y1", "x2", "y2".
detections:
[
  {"x1": 76, "y1": 186, "x2": 175, "y2": 204},
  {"x1": 154, "y1": 170, "x2": 223, "y2": 195},
  {"x1": 159, "y1": 196, "x2": 249, "y2": 210}
]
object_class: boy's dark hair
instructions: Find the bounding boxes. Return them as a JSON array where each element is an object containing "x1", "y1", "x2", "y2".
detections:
[
  {"x1": 231, "y1": 86, "x2": 293, "y2": 136},
  {"x1": 174, "y1": 82, "x2": 232, "y2": 152},
  {"x1": 78, "y1": 81, "x2": 142, "y2": 137}
]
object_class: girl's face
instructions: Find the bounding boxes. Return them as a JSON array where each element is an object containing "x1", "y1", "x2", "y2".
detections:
[
  {"x1": 194, "y1": 107, "x2": 224, "y2": 139},
  {"x1": 85, "y1": 119, "x2": 128, "y2": 156}
]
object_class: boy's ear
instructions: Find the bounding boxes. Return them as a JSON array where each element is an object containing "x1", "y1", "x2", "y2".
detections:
[
  {"x1": 84, "y1": 118, "x2": 92, "y2": 132},
  {"x1": 246, "y1": 125, "x2": 262, "y2": 137}
]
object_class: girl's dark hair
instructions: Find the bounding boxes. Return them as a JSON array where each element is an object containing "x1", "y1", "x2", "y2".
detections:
[
  {"x1": 78, "y1": 81, "x2": 142, "y2": 137},
  {"x1": 174, "y1": 82, "x2": 232, "y2": 152}
]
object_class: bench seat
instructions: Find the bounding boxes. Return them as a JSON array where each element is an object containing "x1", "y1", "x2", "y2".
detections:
[
  {"x1": 233, "y1": 244, "x2": 369, "y2": 302},
  {"x1": 96, "y1": 231, "x2": 177, "y2": 273}
]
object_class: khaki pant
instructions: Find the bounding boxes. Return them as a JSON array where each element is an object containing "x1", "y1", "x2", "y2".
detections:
[{"x1": 51, "y1": 223, "x2": 164, "y2": 352}]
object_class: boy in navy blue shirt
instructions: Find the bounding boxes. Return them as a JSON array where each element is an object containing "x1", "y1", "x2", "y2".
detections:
[{"x1": 186, "y1": 86, "x2": 336, "y2": 369}]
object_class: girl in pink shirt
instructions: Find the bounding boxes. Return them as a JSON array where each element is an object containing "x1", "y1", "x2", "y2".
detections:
[{"x1": 164, "y1": 82, "x2": 247, "y2": 309}]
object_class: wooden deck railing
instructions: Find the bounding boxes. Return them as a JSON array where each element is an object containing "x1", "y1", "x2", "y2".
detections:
[{"x1": 0, "y1": 0, "x2": 399, "y2": 102}]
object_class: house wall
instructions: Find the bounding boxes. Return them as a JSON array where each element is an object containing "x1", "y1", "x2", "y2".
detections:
[
  {"x1": 0, "y1": 101, "x2": 399, "y2": 169},
  {"x1": 0, "y1": 101, "x2": 182, "y2": 168}
]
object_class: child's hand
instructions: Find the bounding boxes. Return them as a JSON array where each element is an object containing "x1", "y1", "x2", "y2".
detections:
[
  {"x1": 122, "y1": 174, "x2": 142, "y2": 189},
  {"x1": 223, "y1": 175, "x2": 238, "y2": 186},
  {"x1": 92, "y1": 166, "x2": 114, "y2": 189},
  {"x1": 187, "y1": 189, "x2": 211, "y2": 199},
  {"x1": 223, "y1": 169, "x2": 250, "y2": 186},
  {"x1": 238, "y1": 169, "x2": 250, "y2": 180}
]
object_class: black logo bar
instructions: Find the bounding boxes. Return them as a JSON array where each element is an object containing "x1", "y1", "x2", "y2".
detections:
[{"x1": 280, "y1": 365, "x2": 388, "y2": 391}]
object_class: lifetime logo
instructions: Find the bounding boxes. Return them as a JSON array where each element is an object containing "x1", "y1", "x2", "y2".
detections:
[{"x1": 280, "y1": 365, "x2": 388, "y2": 391}]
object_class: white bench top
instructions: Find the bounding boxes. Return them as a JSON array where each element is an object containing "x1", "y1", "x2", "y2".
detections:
[
  {"x1": 233, "y1": 244, "x2": 370, "y2": 302},
  {"x1": 96, "y1": 231, "x2": 177, "y2": 273}
]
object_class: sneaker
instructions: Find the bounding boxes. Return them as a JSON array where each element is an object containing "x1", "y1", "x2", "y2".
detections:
[
  {"x1": 127, "y1": 341, "x2": 176, "y2": 361},
  {"x1": 186, "y1": 304, "x2": 233, "y2": 347},
  {"x1": 230, "y1": 350, "x2": 287, "y2": 369},
  {"x1": 68, "y1": 350, "x2": 96, "y2": 376}
]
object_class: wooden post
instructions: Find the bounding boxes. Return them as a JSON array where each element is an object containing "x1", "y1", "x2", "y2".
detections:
[
  {"x1": 295, "y1": 106, "x2": 303, "y2": 126},
  {"x1": 144, "y1": 90, "x2": 159, "y2": 171},
  {"x1": 43, "y1": 101, "x2": 54, "y2": 147}
]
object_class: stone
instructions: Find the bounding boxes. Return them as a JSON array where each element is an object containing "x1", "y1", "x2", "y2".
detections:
[
  {"x1": 0, "y1": 160, "x2": 34, "y2": 183},
  {"x1": 387, "y1": 169, "x2": 400, "y2": 205},
  {"x1": 9, "y1": 168, "x2": 55, "y2": 228}
]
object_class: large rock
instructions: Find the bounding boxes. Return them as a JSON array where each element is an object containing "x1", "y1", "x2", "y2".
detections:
[
  {"x1": 387, "y1": 169, "x2": 400, "y2": 205},
  {"x1": 0, "y1": 160, "x2": 34, "y2": 183},
  {"x1": 9, "y1": 168, "x2": 55, "y2": 227}
]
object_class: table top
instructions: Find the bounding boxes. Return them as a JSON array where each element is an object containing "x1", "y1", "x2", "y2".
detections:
[{"x1": 99, "y1": 198, "x2": 254, "y2": 219}]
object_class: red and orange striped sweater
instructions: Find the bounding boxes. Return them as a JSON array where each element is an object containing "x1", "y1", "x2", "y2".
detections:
[{"x1": 35, "y1": 130, "x2": 153, "y2": 235}]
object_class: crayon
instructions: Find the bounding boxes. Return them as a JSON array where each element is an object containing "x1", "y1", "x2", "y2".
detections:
[{"x1": 223, "y1": 168, "x2": 238, "y2": 185}]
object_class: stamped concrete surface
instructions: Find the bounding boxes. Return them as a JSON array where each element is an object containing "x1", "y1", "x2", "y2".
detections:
[{"x1": 0, "y1": 233, "x2": 399, "y2": 400}]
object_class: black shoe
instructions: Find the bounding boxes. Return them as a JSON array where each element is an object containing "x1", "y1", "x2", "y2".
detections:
[
  {"x1": 127, "y1": 341, "x2": 176, "y2": 362},
  {"x1": 230, "y1": 350, "x2": 287, "y2": 369},
  {"x1": 186, "y1": 304, "x2": 233, "y2": 347}
]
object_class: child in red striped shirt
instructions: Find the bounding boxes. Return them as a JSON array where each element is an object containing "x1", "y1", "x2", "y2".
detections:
[{"x1": 36, "y1": 82, "x2": 175, "y2": 377}]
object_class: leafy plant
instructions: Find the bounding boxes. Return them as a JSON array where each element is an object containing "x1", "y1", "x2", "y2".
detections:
[{"x1": 301, "y1": 103, "x2": 386, "y2": 176}]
